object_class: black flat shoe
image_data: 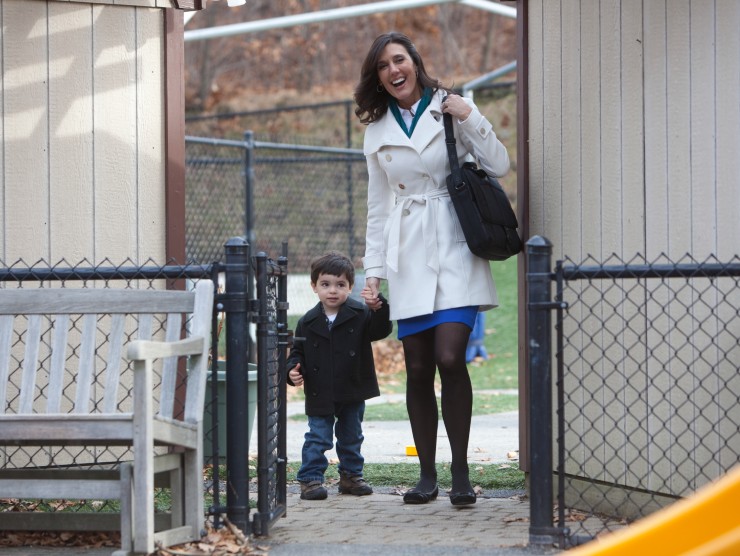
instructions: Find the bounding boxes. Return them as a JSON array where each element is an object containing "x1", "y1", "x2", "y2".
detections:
[
  {"x1": 449, "y1": 491, "x2": 477, "y2": 506},
  {"x1": 403, "y1": 484, "x2": 439, "y2": 504}
]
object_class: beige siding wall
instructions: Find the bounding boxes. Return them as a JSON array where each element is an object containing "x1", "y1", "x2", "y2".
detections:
[
  {"x1": 0, "y1": 0, "x2": 167, "y2": 265},
  {"x1": 528, "y1": 0, "x2": 740, "y2": 260},
  {"x1": 527, "y1": 0, "x2": 740, "y2": 505}
]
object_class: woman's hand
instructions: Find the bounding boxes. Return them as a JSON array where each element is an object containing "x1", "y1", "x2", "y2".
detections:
[
  {"x1": 362, "y1": 277, "x2": 381, "y2": 309},
  {"x1": 442, "y1": 93, "x2": 472, "y2": 121}
]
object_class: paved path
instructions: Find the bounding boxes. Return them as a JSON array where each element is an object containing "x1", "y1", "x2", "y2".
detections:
[
  {"x1": 255, "y1": 396, "x2": 556, "y2": 555},
  {"x1": 262, "y1": 490, "x2": 560, "y2": 556}
]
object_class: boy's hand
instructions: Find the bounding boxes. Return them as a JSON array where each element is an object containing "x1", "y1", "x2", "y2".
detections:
[{"x1": 288, "y1": 364, "x2": 304, "y2": 386}]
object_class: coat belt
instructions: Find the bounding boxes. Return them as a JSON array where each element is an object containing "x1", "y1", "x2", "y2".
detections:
[{"x1": 386, "y1": 188, "x2": 449, "y2": 274}]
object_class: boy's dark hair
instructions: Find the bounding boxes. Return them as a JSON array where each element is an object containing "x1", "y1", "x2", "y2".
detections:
[{"x1": 310, "y1": 251, "x2": 355, "y2": 286}]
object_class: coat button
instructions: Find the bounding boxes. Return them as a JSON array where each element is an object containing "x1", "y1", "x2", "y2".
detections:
[
  {"x1": 385, "y1": 154, "x2": 392, "y2": 162},
  {"x1": 479, "y1": 127, "x2": 486, "y2": 135},
  {"x1": 312, "y1": 391, "x2": 318, "y2": 397},
  {"x1": 312, "y1": 341, "x2": 319, "y2": 347},
  {"x1": 349, "y1": 350, "x2": 356, "y2": 357},
  {"x1": 399, "y1": 183, "x2": 406, "y2": 189},
  {"x1": 402, "y1": 209, "x2": 410, "y2": 216},
  {"x1": 348, "y1": 327, "x2": 354, "y2": 333}
]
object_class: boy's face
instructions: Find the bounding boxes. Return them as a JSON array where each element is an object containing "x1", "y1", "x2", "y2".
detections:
[{"x1": 311, "y1": 272, "x2": 352, "y2": 314}]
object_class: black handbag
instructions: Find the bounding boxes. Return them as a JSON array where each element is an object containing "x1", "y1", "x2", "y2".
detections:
[{"x1": 443, "y1": 110, "x2": 522, "y2": 261}]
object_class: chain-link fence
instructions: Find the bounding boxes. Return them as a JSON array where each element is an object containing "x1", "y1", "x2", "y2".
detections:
[
  {"x1": 186, "y1": 100, "x2": 361, "y2": 149},
  {"x1": 186, "y1": 135, "x2": 368, "y2": 274},
  {"x1": 526, "y1": 238, "x2": 740, "y2": 548}
]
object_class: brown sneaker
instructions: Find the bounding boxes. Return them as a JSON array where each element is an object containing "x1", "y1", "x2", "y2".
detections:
[
  {"x1": 338, "y1": 474, "x2": 373, "y2": 496},
  {"x1": 299, "y1": 480, "x2": 328, "y2": 500}
]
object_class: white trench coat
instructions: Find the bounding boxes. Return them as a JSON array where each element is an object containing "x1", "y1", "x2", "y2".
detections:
[{"x1": 362, "y1": 90, "x2": 511, "y2": 321}]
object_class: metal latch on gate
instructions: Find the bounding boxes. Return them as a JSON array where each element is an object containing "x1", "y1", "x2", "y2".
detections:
[
  {"x1": 215, "y1": 292, "x2": 250, "y2": 313},
  {"x1": 528, "y1": 301, "x2": 568, "y2": 310}
]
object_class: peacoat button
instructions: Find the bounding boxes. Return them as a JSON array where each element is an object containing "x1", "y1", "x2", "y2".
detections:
[
  {"x1": 312, "y1": 341, "x2": 319, "y2": 347},
  {"x1": 348, "y1": 350, "x2": 356, "y2": 357},
  {"x1": 348, "y1": 327, "x2": 354, "y2": 333},
  {"x1": 312, "y1": 391, "x2": 318, "y2": 397},
  {"x1": 402, "y1": 209, "x2": 410, "y2": 216},
  {"x1": 385, "y1": 154, "x2": 392, "y2": 162},
  {"x1": 398, "y1": 183, "x2": 406, "y2": 189}
]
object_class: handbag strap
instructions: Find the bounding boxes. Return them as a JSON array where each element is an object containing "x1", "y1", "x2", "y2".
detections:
[{"x1": 443, "y1": 105, "x2": 464, "y2": 189}]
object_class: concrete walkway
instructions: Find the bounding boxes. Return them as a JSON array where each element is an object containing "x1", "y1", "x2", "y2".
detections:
[
  {"x1": 257, "y1": 394, "x2": 561, "y2": 555},
  {"x1": 262, "y1": 489, "x2": 559, "y2": 556}
]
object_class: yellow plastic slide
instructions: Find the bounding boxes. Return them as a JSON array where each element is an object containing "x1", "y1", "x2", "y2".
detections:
[{"x1": 567, "y1": 464, "x2": 740, "y2": 556}]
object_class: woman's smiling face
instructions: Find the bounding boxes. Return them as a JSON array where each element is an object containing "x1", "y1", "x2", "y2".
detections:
[{"x1": 377, "y1": 42, "x2": 421, "y2": 110}]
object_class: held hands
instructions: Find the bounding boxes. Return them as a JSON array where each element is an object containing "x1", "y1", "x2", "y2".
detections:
[
  {"x1": 288, "y1": 363, "x2": 304, "y2": 387},
  {"x1": 441, "y1": 93, "x2": 472, "y2": 122},
  {"x1": 361, "y1": 277, "x2": 383, "y2": 311}
]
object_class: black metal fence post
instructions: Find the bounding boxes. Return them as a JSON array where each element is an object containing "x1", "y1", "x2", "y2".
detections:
[
  {"x1": 244, "y1": 131, "x2": 257, "y2": 363},
  {"x1": 526, "y1": 235, "x2": 560, "y2": 546},
  {"x1": 223, "y1": 236, "x2": 251, "y2": 534}
]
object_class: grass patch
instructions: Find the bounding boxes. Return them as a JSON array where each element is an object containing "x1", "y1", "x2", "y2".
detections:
[{"x1": 284, "y1": 461, "x2": 524, "y2": 490}]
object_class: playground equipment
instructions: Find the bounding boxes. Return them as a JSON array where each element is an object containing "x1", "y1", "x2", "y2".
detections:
[{"x1": 568, "y1": 464, "x2": 740, "y2": 555}]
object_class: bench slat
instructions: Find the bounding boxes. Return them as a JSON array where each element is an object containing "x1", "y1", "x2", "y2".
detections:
[
  {"x1": 103, "y1": 313, "x2": 126, "y2": 414},
  {"x1": 0, "y1": 288, "x2": 195, "y2": 314},
  {"x1": 0, "y1": 478, "x2": 121, "y2": 499},
  {"x1": 138, "y1": 313, "x2": 153, "y2": 342},
  {"x1": 0, "y1": 415, "x2": 135, "y2": 444},
  {"x1": 19, "y1": 315, "x2": 42, "y2": 413},
  {"x1": 184, "y1": 282, "x2": 214, "y2": 423},
  {"x1": 159, "y1": 312, "x2": 182, "y2": 419},
  {"x1": 0, "y1": 315, "x2": 13, "y2": 414},
  {"x1": 74, "y1": 313, "x2": 98, "y2": 414},
  {"x1": 47, "y1": 314, "x2": 69, "y2": 413}
]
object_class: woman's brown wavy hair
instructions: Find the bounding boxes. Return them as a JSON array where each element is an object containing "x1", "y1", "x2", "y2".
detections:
[{"x1": 354, "y1": 32, "x2": 446, "y2": 125}]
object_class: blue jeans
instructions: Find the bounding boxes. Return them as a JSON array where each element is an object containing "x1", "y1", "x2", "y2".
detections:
[{"x1": 296, "y1": 401, "x2": 366, "y2": 483}]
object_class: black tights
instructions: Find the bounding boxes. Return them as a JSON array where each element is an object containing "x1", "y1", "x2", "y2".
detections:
[{"x1": 402, "y1": 322, "x2": 473, "y2": 494}]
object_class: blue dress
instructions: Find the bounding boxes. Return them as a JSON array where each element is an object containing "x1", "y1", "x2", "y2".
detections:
[{"x1": 397, "y1": 306, "x2": 479, "y2": 340}]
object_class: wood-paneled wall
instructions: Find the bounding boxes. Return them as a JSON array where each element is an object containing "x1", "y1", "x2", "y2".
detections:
[
  {"x1": 0, "y1": 1, "x2": 167, "y2": 264},
  {"x1": 528, "y1": 0, "x2": 740, "y2": 261},
  {"x1": 525, "y1": 0, "x2": 740, "y2": 510}
]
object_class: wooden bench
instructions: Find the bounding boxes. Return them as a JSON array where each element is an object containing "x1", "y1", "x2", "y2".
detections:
[{"x1": 0, "y1": 281, "x2": 214, "y2": 555}]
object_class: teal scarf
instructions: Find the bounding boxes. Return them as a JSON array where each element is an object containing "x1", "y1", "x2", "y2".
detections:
[{"x1": 389, "y1": 87, "x2": 432, "y2": 137}]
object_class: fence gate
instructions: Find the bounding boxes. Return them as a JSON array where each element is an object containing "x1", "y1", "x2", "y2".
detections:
[
  {"x1": 213, "y1": 239, "x2": 289, "y2": 537},
  {"x1": 526, "y1": 236, "x2": 740, "y2": 548},
  {"x1": 251, "y1": 250, "x2": 289, "y2": 535}
]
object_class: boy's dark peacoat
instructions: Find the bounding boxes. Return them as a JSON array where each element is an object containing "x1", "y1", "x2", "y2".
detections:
[{"x1": 287, "y1": 294, "x2": 392, "y2": 416}]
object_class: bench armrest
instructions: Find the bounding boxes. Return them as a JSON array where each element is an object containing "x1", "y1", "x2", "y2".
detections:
[{"x1": 127, "y1": 336, "x2": 206, "y2": 361}]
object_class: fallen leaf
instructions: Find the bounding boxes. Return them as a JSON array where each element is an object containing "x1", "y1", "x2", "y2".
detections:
[{"x1": 503, "y1": 516, "x2": 529, "y2": 523}]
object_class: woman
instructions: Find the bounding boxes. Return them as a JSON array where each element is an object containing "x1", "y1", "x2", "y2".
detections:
[{"x1": 355, "y1": 32, "x2": 510, "y2": 506}]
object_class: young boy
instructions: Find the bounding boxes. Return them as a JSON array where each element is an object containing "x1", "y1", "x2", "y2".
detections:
[{"x1": 287, "y1": 251, "x2": 392, "y2": 500}]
